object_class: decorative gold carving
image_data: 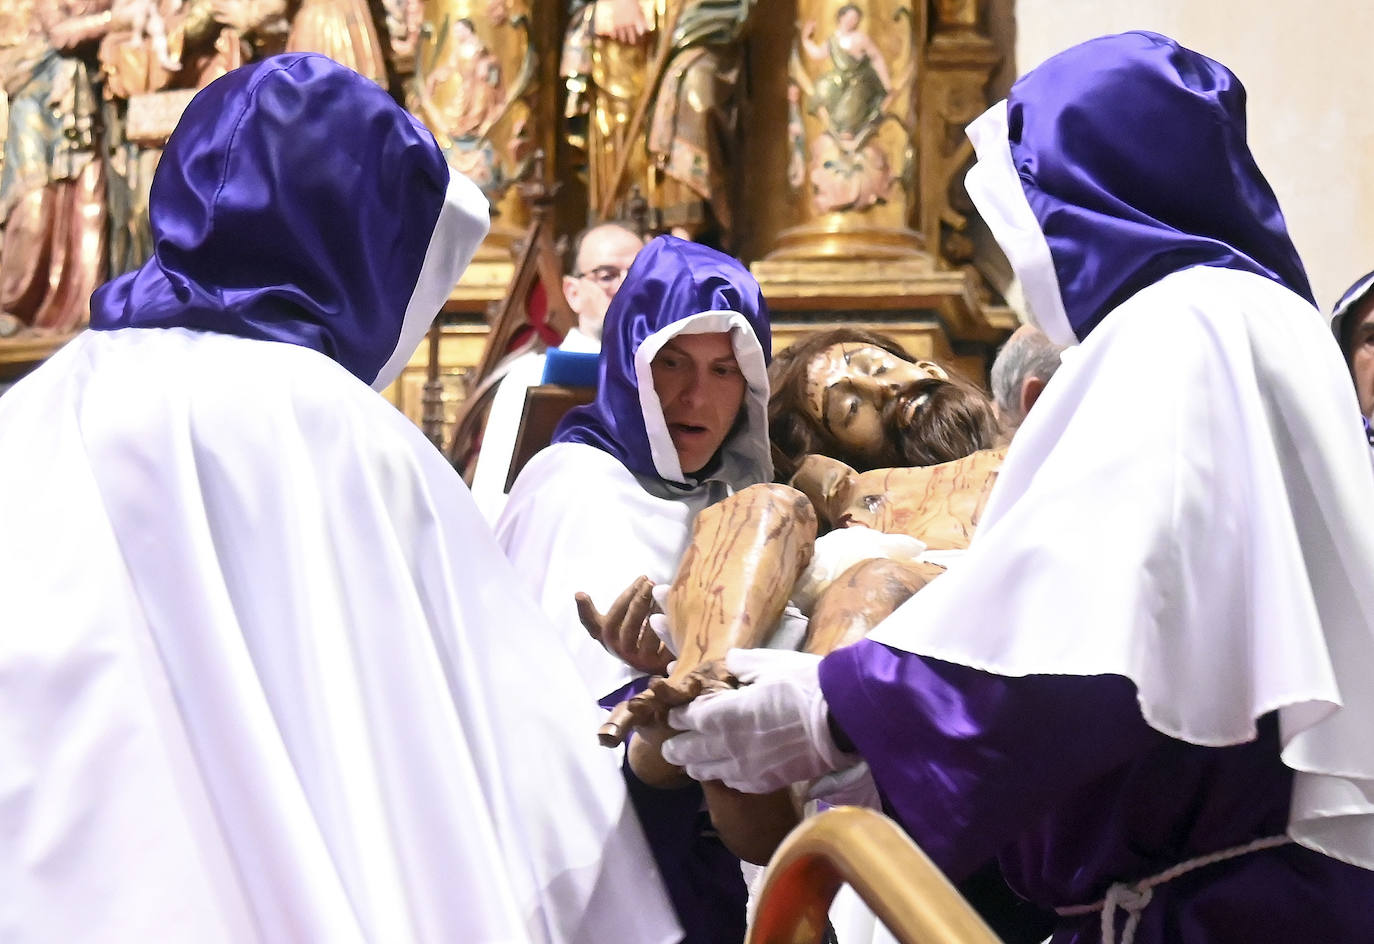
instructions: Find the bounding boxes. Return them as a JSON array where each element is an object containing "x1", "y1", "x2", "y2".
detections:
[
  {"x1": 754, "y1": 256, "x2": 1001, "y2": 344},
  {"x1": 124, "y1": 86, "x2": 196, "y2": 144},
  {"x1": 773, "y1": 0, "x2": 923, "y2": 260},
  {"x1": 382, "y1": 320, "x2": 488, "y2": 430},
  {"x1": 561, "y1": 0, "x2": 756, "y2": 247},
  {"x1": 0, "y1": 0, "x2": 111, "y2": 335},
  {"x1": 0, "y1": 331, "x2": 80, "y2": 383},
  {"x1": 917, "y1": 9, "x2": 999, "y2": 267},
  {"x1": 410, "y1": 0, "x2": 535, "y2": 257}
]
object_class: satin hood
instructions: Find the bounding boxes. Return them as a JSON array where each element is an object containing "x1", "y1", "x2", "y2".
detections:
[
  {"x1": 89, "y1": 53, "x2": 490, "y2": 390},
  {"x1": 964, "y1": 31, "x2": 1312, "y2": 345},
  {"x1": 554, "y1": 235, "x2": 772, "y2": 488}
]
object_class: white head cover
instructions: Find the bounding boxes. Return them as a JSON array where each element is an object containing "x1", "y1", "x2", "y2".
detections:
[{"x1": 865, "y1": 96, "x2": 1374, "y2": 871}]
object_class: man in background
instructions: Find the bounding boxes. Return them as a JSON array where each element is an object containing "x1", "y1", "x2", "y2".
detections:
[
  {"x1": 989, "y1": 322, "x2": 1065, "y2": 434},
  {"x1": 469, "y1": 220, "x2": 643, "y2": 522}
]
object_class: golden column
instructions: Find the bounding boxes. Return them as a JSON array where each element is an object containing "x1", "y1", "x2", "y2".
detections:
[
  {"x1": 749, "y1": 0, "x2": 1008, "y2": 373},
  {"x1": 766, "y1": 0, "x2": 925, "y2": 260}
]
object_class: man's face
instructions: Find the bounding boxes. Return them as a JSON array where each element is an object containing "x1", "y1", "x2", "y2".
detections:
[
  {"x1": 1347, "y1": 300, "x2": 1374, "y2": 419},
  {"x1": 651, "y1": 331, "x2": 747, "y2": 475},
  {"x1": 563, "y1": 226, "x2": 644, "y2": 340},
  {"x1": 801, "y1": 343, "x2": 947, "y2": 465}
]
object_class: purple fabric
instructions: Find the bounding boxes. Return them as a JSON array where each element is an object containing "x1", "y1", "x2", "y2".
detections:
[
  {"x1": 622, "y1": 760, "x2": 747, "y2": 944},
  {"x1": 821, "y1": 640, "x2": 1374, "y2": 943},
  {"x1": 1332, "y1": 269, "x2": 1374, "y2": 342},
  {"x1": 89, "y1": 54, "x2": 450, "y2": 386},
  {"x1": 553, "y1": 235, "x2": 770, "y2": 484},
  {"x1": 1008, "y1": 31, "x2": 1313, "y2": 341},
  {"x1": 602, "y1": 679, "x2": 746, "y2": 943}
]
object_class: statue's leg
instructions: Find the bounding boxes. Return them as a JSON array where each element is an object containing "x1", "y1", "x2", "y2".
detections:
[
  {"x1": 0, "y1": 186, "x2": 55, "y2": 324},
  {"x1": 803, "y1": 557, "x2": 944, "y2": 655},
  {"x1": 32, "y1": 158, "x2": 106, "y2": 332},
  {"x1": 603, "y1": 482, "x2": 818, "y2": 746}
]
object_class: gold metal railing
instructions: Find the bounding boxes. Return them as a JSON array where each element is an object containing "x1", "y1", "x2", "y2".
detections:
[{"x1": 747, "y1": 806, "x2": 1003, "y2": 944}]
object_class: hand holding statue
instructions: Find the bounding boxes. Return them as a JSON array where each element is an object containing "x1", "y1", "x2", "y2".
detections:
[{"x1": 662, "y1": 648, "x2": 857, "y2": 793}]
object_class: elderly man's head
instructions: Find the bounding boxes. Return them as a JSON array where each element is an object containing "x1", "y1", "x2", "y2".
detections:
[
  {"x1": 563, "y1": 222, "x2": 645, "y2": 340},
  {"x1": 990, "y1": 324, "x2": 1065, "y2": 431},
  {"x1": 1333, "y1": 273, "x2": 1374, "y2": 420}
]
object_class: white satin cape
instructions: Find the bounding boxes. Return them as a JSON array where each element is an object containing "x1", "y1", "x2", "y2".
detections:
[
  {"x1": 866, "y1": 264, "x2": 1374, "y2": 871},
  {"x1": 0, "y1": 327, "x2": 680, "y2": 943}
]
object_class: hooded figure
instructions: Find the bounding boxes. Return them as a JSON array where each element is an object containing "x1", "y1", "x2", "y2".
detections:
[
  {"x1": 0, "y1": 54, "x2": 679, "y2": 944},
  {"x1": 1330, "y1": 270, "x2": 1374, "y2": 445},
  {"x1": 496, "y1": 234, "x2": 771, "y2": 701},
  {"x1": 663, "y1": 32, "x2": 1374, "y2": 944},
  {"x1": 495, "y1": 234, "x2": 771, "y2": 944}
]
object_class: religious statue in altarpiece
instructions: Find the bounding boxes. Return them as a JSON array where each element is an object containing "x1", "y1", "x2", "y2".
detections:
[
  {"x1": 561, "y1": 0, "x2": 757, "y2": 249},
  {"x1": 0, "y1": 0, "x2": 111, "y2": 335}
]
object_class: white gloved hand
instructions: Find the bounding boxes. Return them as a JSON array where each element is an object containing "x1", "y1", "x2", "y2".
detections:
[
  {"x1": 661, "y1": 648, "x2": 856, "y2": 793},
  {"x1": 806, "y1": 761, "x2": 880, "y2": 810}
]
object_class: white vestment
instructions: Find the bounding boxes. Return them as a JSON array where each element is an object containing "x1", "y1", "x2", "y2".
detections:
[
  {"x1": 0, "y1": 327, "x2": 681, "y2": 944},
  {"x1": 495, "y1": 310, "x2": 772, "y2": 702},
  {"x1": 867, "y1": 265, "x2": 1374, "y2": 871},
  {"x1": 470, "y1": 328, "x2": 601, "y2": 525}
]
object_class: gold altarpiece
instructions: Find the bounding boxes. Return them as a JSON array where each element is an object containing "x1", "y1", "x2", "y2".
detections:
[{"x1": 0, "y1": 0, "x2": 1017, "y2": 437}]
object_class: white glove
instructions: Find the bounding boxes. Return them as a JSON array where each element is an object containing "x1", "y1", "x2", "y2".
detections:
[
  {"x1": 806, "y1": 761, "x2": 881, "y2": 810},
  {"x1": 661, "y1": 648, "x2": 856, "y2": 793}
]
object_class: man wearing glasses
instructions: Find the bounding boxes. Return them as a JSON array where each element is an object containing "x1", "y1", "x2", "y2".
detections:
[{"x1": 470, "y1": 220, "x2": 644, "y2": 522}]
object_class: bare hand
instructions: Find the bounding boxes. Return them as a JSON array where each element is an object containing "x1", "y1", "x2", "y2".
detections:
[
  {"x1": 210, "y1": 0, "x2": 252, "y2": 31},
  {"x1": 576, "y1": 575, "x2": 673, "y2": 674},
  {"x1": 596, "y1": 0, "x2": 648, "y2": 45}
]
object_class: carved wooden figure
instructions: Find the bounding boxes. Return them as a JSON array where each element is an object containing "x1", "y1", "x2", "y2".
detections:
[
  {"x1": 802, "y1": 556, "x2": 942, "y2": 655},
  {"x1": 792, "y1": 447, "x2": 1005, "y2": 548},
  {"x1": 597, "y1": 481, "x2": 818, "y2": 747}
]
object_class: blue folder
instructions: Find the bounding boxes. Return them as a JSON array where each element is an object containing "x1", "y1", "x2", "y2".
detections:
[{"x1": 540, "y1": 348, "x2": 600, "y2": 387}]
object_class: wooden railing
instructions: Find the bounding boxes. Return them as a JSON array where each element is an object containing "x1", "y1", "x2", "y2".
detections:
[{"x1": 748, "y1": 807, "x2": 1003, "y2": 944}]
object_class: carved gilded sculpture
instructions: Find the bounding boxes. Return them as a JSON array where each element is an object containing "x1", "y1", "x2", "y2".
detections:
[
  {"x1": 0, "y1": 0, "x2": 111, "y2": 335},
  {"x1": 98, "y1": 0, "x2": 288, "y2": 277},
  {"x1": 410, "y1": 0, "x2": 534, "y2": 250},
  {"x1": 773, "y1": 0, "x2": 920, "y2": 258},
  {"x1": 561, "y1": 0, "x2": 756, "y2": 246},
  {"x1": 286, "y1": 0, "x2": 388, "y2": 84}
]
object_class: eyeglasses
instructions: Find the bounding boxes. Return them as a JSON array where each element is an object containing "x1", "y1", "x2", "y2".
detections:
[{"x1": 572, "y1": 264, "x2": 628, "y2": 290}]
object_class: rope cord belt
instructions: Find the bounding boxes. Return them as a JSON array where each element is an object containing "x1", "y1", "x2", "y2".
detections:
[{"x1": 1053, "y1": 834, "x2": 1291, "y2": 944}]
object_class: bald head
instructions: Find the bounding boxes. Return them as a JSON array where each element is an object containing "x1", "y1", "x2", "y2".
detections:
[
  {"x1": 990, "y1": 324, "x2": 1066, "y2": 430},
  {"x1": 563, "y1": 223, "x2": 645, "y2": 340}
]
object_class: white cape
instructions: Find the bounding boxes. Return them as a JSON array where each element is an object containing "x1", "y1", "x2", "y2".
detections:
[
  {"x1": 867, "y1": 265, "x2": 1374, "y2": 870},
  {"x1": 496, "y1": 441, "x2": 719, "y2": 700},
  {"x1": 0, "y1": 327, "x2": 680, "y2": 943}
]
